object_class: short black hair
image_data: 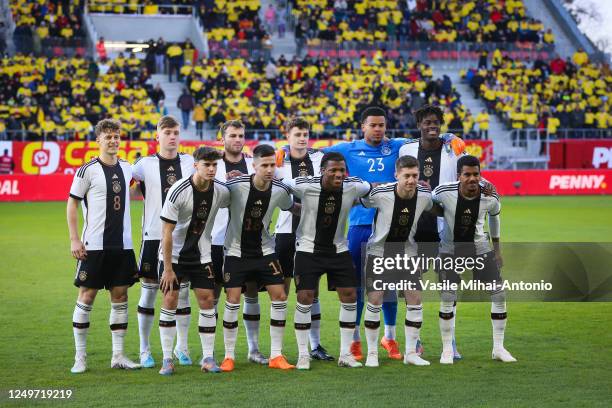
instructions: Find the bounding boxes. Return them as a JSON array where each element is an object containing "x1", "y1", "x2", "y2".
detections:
[
  {"x1": 193, "y1": 146, "x2": 223, "y2": 162},
  {"x1": 321, "y1": 152, "x2": 346, "y2": 168},
  {"x1": 395, "y1": 155, "x2": 419, "y2": 171},
  {"x1": 414, "y1": 105, "x2": 444, "y2": 125},
  {"x1": 253, "y1": 144, "x2": 275, "y2": 159},
  {"x1": 457, "y1": 155, "x2": 480, "y2": 174},
  {"x1": 360, "y1": 106, "x2": 386, "y2": 124}
]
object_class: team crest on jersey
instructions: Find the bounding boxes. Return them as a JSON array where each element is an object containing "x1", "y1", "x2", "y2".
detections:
[
  {"x1": 381, "y1": 144, "x2": 392, "y2": 156},
  {"x1": 251, "y1": 206, "x2": 262, "y2": 218},
  {"x1": 167, "y1": 174, "x2": 177, "y2": 185},
  {"x1": 112, "y1": 180, "x2": 121, "y2": 193},
  {"x1": 224, "y1": 272, "x2": 230, "y2": 283},
  {"x1": 461, "y1": 214, "x2": 472, "y2": 226},
  {"x1": 423, "y1": 165, "x2": 434, "y2": 177},
  {"x1": 298, "y1": 162, "x2": 309, "y2": 177},
  {"x1": 399, "y1": 214, "x2": 410, "y2": 226},
  {"x1": 324, "y1": 200, "x2": 335, "y2": 214},
  {"x1": 197, "y1": 201, "x2": 209, "y2": 219},
  {"x1": 78, "y1": 270, "x2": 87, "y2": 281}
]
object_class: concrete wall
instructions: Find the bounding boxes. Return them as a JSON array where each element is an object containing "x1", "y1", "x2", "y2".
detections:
[{"x1": 89, "y1": 14, "x2": 207, "y2": 54}]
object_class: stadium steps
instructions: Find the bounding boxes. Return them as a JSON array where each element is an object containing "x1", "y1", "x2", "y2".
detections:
[
  {"x1": 259, "y1": 0, "x2": 297, "y2": 58},
  {"x1": 1, "y1": 0, "x2": 15, "y2": 54},
  {"x1": 432, "y1": 66, "x2": 522, "y2": 161},
  {"x1": 523, "y1": 0, "x2": 578, "y2": 59},
  {"x1": 151, "y1": 73, "x2": 201, "y2": 140}
]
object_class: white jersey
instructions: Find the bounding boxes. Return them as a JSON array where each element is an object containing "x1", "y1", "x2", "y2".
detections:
[
  {"x1": 132, "y1": 153, "x2": 195, "y2": 241},
  {"x1": 283, "y1": 176, "x2": 371, "y2": 254},
  {"x1": 360, "y1": 183, "x2": 433, "y2": 257},
  {"x1": 69, "y1": 158, "x2": 133, "y2": 250},
  {"x1": 224, "y1": 175, "x2": 293, "y2": 258},
  {"x1": 399, "y1": 139, "x2": 466, "y2": 240},
  {"x1": 399, "y1": 139, "x2": 465, "y2": 189},
  {"x1": 432, "y1": 181, "x2": 501, "y2": 255},
  {"x1": 275, "y1": 149, "x2": 323, "y2": 234},
  {"x1": 211, "y1": 154, "x2": 254, "y2": 246},
  {"x1": 159, "y1": 176, "x2": 230, "y2": 265}
]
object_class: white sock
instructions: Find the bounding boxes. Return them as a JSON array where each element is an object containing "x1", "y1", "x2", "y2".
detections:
[
  {"x1": 339, "y1": 302, "x2": 357, "y2": 356},
  {"x1": 137, "y1": 282, "x2": 158, "y2": 354},
  {"x1": 270, "y1": 301, "x2": 288, "y2": 359},
  {"x1": 73, "y1": 301, "x2": 92, "y2": 358},
  {"x1": 223, "y1": 301, "x2": 240, "y2": 359},
  {"x1": 309, "y1": 298, "x2": 321, "y2": 350},
  {"x1": 110, "y1": 302, "x2": 128, "y2": 356},
  {"x1": 159, "y1": 308, "x2": 176, "y2": 360},
  {"x1": 175, "y1": 283, "x2": 191, "y2": 352},
  {"x1": 384, "y1": 324, "x2": 396, "y2": 340},
  {"x1": 439, "y1": 300, "x2": 454, "y2": 354},
  {"x1": 295, "y1": 302, "x2": 312, "y2": 357},
  {"x1": 198, "y1": 309, "x2": 216, "y2": 360},
  {"x1": 405, "y1": 304, "x2": 423, "y2": 355},
  {"x1": 243, "y1": 296, "x2": 260, "y2": 354},
  {"x1": 364, "y1": 302, "x2": 381, "y2": 355},
  {"x1": 491, "y1": 291, "x2": 507, "y2": 349}
]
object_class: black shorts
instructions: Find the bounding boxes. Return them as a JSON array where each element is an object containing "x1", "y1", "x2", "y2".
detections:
[
  {"x1": 364, "y1": 254, "x2": 422, "y2": 293},
  {"x1": 138, "y1": 240, "x2": 160, "y2": 280},
  {"x1": 158, "y1": 261, "x2": 215, "y2": 290},
  {"x1": 275, "y1": 233, "x2": 296, "y2": 278},
  {"x1": 74, "y1": 249, "x2": 138, "y2": 290},
  {"x1": 437, "y1": 251, "x2": 502, "y2": 285},
  {"x1": 211, "y1": 245, "x2": 225, "y2": 284},
  {"x1": 223, "y1": 254, "x2": 284, "y2": 289},
  {"x1": 294, "y1": 251, "x2": 358, "y2": 291}
]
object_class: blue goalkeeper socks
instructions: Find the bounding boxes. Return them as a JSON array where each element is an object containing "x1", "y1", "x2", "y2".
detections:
[{"x1": 382, "y1": 301, "x2": 398, "y2": 327}]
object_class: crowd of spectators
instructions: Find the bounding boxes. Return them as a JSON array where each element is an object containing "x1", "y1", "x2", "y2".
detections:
[
  {"x1": 177, "y1": 54, "x2": 476, "y2": 139},
  {"x1": 11, "y1": 0, "x2": 87, "y2": 54},
  {"x1": 464, "y1": 49, "x2": 611, "y2": 139},
  {"x1": 0, "y1": 54, "x2": 163, "y2": 140},
  {"x1": 291, "y1": 0, "x2": 554, "y2": 49}
]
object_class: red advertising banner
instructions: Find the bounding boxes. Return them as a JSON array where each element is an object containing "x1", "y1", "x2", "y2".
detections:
[
  {"x1": 0, "y1": 139, "x2": 493, "y2": 175},
  {"x1": 2, "y1": 168, "x2": 609, "y2": 202},
  {"x1": 481, "y1": 169, "x2": 612, "y2": 195},
  {"x1": 0, "y1": 174, "x2": 73, "y2": 201},
  {"x1": 549, "y1": 139, "x2": 612, "y2": 169}
]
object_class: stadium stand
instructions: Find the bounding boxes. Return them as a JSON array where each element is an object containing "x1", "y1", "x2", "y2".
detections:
[
  {"x1": 180, "y1": 54, "x2": 475, "y2": 139},
  {"x1": 11, "y1": 0, "x2": 87, "y2": 55},
  {"x1": 0, "y1": 54, "x2": 162, "y2": 140},
  {"x1": 199, "y1": 0, "x2": 273, "y2": 60},
  {"x1": 464, "y1": 48, "x2": 612, "y2": 143},
  {"x1": 291, "y1": 0, "x2": 553, "y2": 44},
  {"x1": 87, "y1": 0, "x2": 193, "y2": 14}
]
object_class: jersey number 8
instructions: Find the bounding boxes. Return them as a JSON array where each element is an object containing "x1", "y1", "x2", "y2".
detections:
[{"x1": 113, "y1": 196, "x2": 121, "y2": 211}]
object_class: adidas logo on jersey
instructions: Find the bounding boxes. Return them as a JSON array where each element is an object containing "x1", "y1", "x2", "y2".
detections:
[
  {"x1": 112, "y1": 174, "x2": 118, "y2": 179},
  {"x1": 168, "y1": 166, "x2": 174, "y2": 171},
  {"x1": 401, "y1": 208, "x2": 409, "y2": 213},
  {"x1": 254, "y1": 200, "x2": 263, "y2": 205},
  {"x1": 464, "y1": 209, "x2": 471, "y2": 214},
  {"x1": 358, "y1": 151, "x2": 366, "y2": 156},
  {"x1": 299, "y1": 162, "x2": 307, "y2": 167},
  {"x1": 327, "y1": 196, "x2": 335, "y2": 200},
  {"x1": 425, "y1": 157, "x2": 433, "y2": 163}
]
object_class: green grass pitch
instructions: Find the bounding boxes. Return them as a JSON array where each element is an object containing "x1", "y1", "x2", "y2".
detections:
[{"x1": 1, "y1": 196, "x2": 612, "y2": 407}]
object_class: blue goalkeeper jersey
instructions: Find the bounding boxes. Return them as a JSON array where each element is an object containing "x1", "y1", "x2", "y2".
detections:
[{"x1": 324, "y1": 138, "x2": 408, "y2": 226}]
